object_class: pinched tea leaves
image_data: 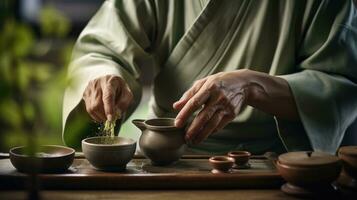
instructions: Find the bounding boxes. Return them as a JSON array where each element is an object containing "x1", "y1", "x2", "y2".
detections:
[
  {"x1": 99, "y1": 120, "x2": 117, "y2": 144},
  {"x1": 103, "y1": 120, "x2": 116, "y2": 137}
]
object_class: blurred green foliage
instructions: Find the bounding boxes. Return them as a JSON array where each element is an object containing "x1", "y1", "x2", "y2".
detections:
[
  {"x1": 40, "y1": 5, "x2": 71, "y2": 38},
  {"x1": 0, "y1": 3, "x2": 74, "y2": 152}
]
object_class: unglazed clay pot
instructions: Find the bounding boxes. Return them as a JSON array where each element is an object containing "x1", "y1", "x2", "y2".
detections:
[
  {"x1": 338, "y1": 146, "x2": 357, "y2": 179},
  {"x1": 277, "y1": 151, "x2": 342, "y2": 187},
  {"x1": 82, "y1": 136, "x2": 136, "y2": 171},
  {"x1": 277, "y1": 151, "x2": 342, "y2": 197},
  {"x1": 132, "y1": 118, "x2": 186, "y2": 166}
]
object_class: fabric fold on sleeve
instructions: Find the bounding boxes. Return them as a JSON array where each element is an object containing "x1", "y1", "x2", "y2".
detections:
[
  {"x1": 62, "y1": 0, "x2": 157, "y2": 148},
  {"x1": 278, "y1": 71, "x2": 357, "y2": 154},
  {"x1": 274, "y1": 0, "x2": 357, "y2": 154}
]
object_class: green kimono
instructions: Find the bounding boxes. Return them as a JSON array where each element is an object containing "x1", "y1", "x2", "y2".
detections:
[{"x1": 63, "y1": 0, "x2": 357, "y2": 154}]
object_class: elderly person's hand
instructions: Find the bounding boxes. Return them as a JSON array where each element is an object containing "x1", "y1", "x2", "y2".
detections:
[
  {"x1": 83, "y1": 75, "x2": 133, "y2": 123},
  {"x1": 173, "y1": 69, "x2": 298, "y2": 144}
]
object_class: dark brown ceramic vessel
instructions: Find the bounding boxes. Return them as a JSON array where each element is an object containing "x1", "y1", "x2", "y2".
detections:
[
  {"x1": 132, "y1": 118, "x2": 186, "y2": 166},
  {"x1": 82, "y1": 136, "x2": 136, "y2": 171},
  {"x1": 228, "y1": 151, "x2": 251, "y2": 166},
  {"x1": 9, "y1": 145, "x2": 75, "y2": 173},
  {"x1": 338, "y1": 146, "x2": 357, "y2": 190},
  {"x1": 338, "y1": 146, "x2": 357, "y2": 179},
  {"x1": 209, "y1": 156, "x2": 235, "y2": 173},
  {"x1": 277, "y1": 151, "x2": 342, "y2": 197},
  {"x1": 277, "y1": 151, "x2": 342, "y2": 186}
]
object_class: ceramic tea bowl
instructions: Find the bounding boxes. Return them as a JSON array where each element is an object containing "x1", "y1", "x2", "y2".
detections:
[
  {"x1": 9, "y1": 145, "x2": 75, "y2": 173},
  {"x1": 82, "y1": 136, "x2": 136, "y2": 171},
  {"x1": 338, "y1": 146, "x2": 357, "y2": 179},
  {"x1": 228, "y1": 151, "x2": 251, "y2": 167},
  {"x1": 132, "y1": 118, "x2": 186, "y2": 166},
  {"x1": 277, "y1": 151, "x2": 342, "y2": 187},
  {"x1": 209, "y1": 156, "x2": 235, "y2": 173}
]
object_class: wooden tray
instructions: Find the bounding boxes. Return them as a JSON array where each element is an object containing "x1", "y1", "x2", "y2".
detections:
[{"x1": 0, "y1": 154, "x2": 283, "y2": 190}]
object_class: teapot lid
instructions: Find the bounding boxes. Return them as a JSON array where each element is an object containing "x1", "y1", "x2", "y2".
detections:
[
  {"x1": 278, "y1": 151, "x2": 340, "y2": 167},
  {"x1": 339, "y1": 146, "x2": 357, "y2": 157}
]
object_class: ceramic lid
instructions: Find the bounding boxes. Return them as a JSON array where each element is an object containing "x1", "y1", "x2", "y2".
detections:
[
  {"x1": 278, "y1": 151, "x2": 340, "y2": 167},
  {"x1": 339, "y1": 146, "x2": 357, "y2": 157}
]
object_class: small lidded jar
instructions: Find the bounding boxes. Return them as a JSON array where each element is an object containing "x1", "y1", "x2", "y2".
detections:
[
  {"x1": 338, "y1": 146, "x2": 357, "y2": 179},
  {"x1": 277, "y1": 151, "x2": 342, "y2": 187}
]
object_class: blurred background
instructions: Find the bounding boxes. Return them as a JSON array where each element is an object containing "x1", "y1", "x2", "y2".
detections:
[{"x1": 0, "y1": 0, "x2": 152, "y2": 152}]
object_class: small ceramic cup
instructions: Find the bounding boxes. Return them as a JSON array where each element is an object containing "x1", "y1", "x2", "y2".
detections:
[
  {"x1": 228, "y1": 151, "x2": 251, "y2": 168},
  {"x1": 209, "y1": 156, "x2": 235, "y2": 173}
]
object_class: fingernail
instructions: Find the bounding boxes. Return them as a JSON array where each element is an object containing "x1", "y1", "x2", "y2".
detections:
[
  {"x1": 107, "y1": 114, "x2": 113, "y2": 122},
  {"x1": 173, "y1": 102, "x2": 178, "y2": 109}
]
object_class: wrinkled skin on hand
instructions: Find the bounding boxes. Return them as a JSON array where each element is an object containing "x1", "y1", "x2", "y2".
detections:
[
  {"x1": 83, "y1": 75, "x2": 133, "y2": 123},
  {"x1": 173, "y1": 70, "x2": 251, "y2": 144},
  {"x1": 173, "y1": 69, "x2": 298, "y2": 144}
]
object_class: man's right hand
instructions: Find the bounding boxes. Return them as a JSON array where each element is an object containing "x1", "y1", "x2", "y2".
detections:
[{"x1": 83, "y1": 75, "x2": 133, "y2": 123}]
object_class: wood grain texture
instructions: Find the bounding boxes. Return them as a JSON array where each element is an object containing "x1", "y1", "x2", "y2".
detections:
[{"x1": 0, "y1": 190, "x2": 296, "y2": 200}]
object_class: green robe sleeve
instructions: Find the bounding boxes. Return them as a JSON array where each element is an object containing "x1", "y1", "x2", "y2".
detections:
[
  {"x1": 62, "y1": 0, "x2": 157, "y2": 149},
  {"x1": 276, "y1": 0, "x2": 357, "y2": 154}
]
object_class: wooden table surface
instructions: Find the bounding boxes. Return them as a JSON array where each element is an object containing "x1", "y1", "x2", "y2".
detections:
[
  {"x1": 1, "y1": 154, "x2": 355, "y2": 199},
  {"x1": 0, "y1": 190, "x2": 300, "y2": 200}
]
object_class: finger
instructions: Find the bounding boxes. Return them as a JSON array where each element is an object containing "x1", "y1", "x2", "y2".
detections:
[
  {"x1": 215, "y1": 114, "x2": 234, "y2": 132},
  {"x1": 192, "y1": 110, "x2": 225, "y2": 144},
  {"x1": 115, "y1": 84, "x2": 133, "y2": 119},
  {"x1": 92, "y1": 89, "x2": 107, "y2": 122},
  {"x1": 84, "y1": 98, "x2": 100, "y2": 122},
  {"x1": 231, "y1": 92, "x2": 246, "y2": 115},
  {"x1": 83, "y1": 81, "x2": 105, "y2": 122},
  {"x1": 185, "y1": 97, "x2": 222, "y2": 141},
  {"x1": 175, "y1": 86, "x2": 212, "y2": 128},
  {"x1": 83, "y1": 81, "x2": 97, "y2": 121},
  {"x1": 212, "y1": 94, "x2": 244, "y2": 131},
  {"x1": 85, "y1": 93, "x2": 106, "y2": 122},
  {"x1": 173, "y1": 78, "x2": 207, "y2": 110},
  {"x1": 102, "y1": 77, "x2": 120, "y2": 121}
]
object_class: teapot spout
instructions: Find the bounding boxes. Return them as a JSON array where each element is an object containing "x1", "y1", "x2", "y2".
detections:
[{"x1": 132, "y1": 119, "x2": 146, "y2": 131}]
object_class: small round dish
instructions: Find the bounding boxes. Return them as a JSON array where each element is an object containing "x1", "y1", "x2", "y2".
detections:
[
  {"x1": 209, "y1": 156, "x2": 234, "y2": 174},
  {"x1": 9, "y1": 145, "x2": 75, "y2": 173},
  {"x1": 228, "y1": 151, "x2": 251, "y2": 169}
]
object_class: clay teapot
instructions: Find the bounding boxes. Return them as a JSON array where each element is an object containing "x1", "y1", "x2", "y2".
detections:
[{"x1": 132, "y1": 118, "x2": 186, "y2": 165}]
